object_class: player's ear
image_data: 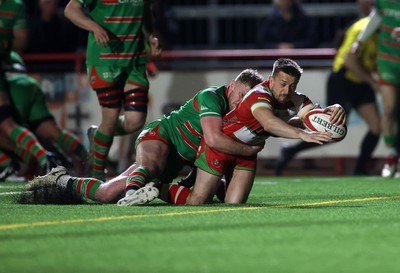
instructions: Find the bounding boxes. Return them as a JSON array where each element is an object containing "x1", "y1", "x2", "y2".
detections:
[
  {"x1": 268, "y1": 75, "x2": 273, "y2": 85},
  {"x1": 229, "y1": 79, "x2": 236, "y2": 89}
]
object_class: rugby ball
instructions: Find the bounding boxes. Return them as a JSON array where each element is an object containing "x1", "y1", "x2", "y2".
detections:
[{"x1": 303, "y1": 109, "x2": 347, "y2": 142}]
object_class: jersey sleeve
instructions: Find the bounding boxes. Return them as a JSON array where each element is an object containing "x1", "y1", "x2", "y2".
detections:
[
  {"x1": 197, "y1": 87, "x2": 227, "y2": 119},
  {"x1": 293, "y1": 92, "x2": 315, "y2": 120},
  {"x1": 247, "y1": 86, "x2": 273, "y2": 115}
]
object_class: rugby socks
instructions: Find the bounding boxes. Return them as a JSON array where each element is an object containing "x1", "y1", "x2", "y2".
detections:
[
  {"x1": 384, "y1": 134, "x2": 398, "y2": 156},
  {"x1": 125, "y1": 166, "x2": 150, "y2": 194},
  {"x1": 10, "y1": 125, "x2": 47, "y2": 167},
  {"x1": 56, "y1": 129, "x2": 88, "y2": 161},
  {"x1": 92, "y1": 129, "x2": 113, "y2": 179},
  {"x1": 354, "y1": 131, "x2": 380, "y2": 174},
  {"x1": 13, "y1": 145, "x2": 31, "y2": 163},
  {"x1": 0, "y1": 151, "x2": 11, "y2": 168},
  {"x1": 59, "y1": 175, "x2": 102, "y2": 201},
  {"x1": 168, "y1": 184, "x2": 191, "y2": 205}
]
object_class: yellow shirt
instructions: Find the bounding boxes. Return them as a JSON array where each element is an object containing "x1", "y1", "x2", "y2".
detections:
[{"x1": 332, "y1": 17, "x2": 377, "y2": 83}]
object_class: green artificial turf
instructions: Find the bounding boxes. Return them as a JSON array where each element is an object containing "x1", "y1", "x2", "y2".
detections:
[{"x1": 1, "y1": 176, "x2": 399, "y2": 273}]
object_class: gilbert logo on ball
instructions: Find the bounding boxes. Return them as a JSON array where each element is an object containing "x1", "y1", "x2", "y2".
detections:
[{"x1": 303, "y1": 109, "x2": 347, "y2": 142}]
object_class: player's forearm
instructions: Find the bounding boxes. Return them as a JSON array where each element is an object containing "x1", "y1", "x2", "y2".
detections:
[
  {"x1": 344, "y1": 51, "x2": 375, "y2": 86},
  {"x1": 204, "y1": 133, "x2": 258, "y2": 157},
  {"x1": 262, "y1": 117, "x2": 304, "y2": 140}
]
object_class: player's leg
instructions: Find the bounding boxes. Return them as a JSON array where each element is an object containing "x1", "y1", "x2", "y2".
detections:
[
  {"x1": 223, "y1": 156, "x2": 257, "y2": 203},
  {"x1": 185, "y1": 168, "x2": 221, "y2": 205},
  {"x1": 26, "y1": 86, "x2": 88, "y2": 164},
  {"x1": 1, "y1": 119, "x2": 52, "y2": 172},
  {"x1": 117, "y1": 140, "x2": 168, "y2": 205},
  {"x1": 354, "y1": 101, "x2": 380, "y2": 175},
  {"x1": 186, "y1": 141, "x2": 230, "y2": 205},
  {"x1": 0, "y1": 131, "x2": 34, "y2": 177},
  {"x1": 0, "y1": 92, "x2": 54, "y2": 171},
  {"x1": 35, "y1": 119, "x2": 88, "y2": 163},
  {"x1": 27, "y1": 164, "x2": 132, "y2": 204},
  {"x1": 379, "y1": 84, "x2": 398, "y2": 177},
  {"x1": 115, "y1": 64, "x2": 149, "y2": 135},
  {"x1": 224, "y1": 168, "x2": 255, "y2": 204},
  {"x1": 87, "y1": 66, "x2": 124, "y2": 180}
]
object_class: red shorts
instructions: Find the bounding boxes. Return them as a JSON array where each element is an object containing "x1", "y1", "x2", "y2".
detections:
[{"x1": 194, "y1": 138, "x2": 257, "y2": 176}]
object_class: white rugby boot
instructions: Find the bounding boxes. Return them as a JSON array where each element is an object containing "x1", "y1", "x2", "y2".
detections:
[
  {"x1": 381, "y1": 155, "x2": 397, "y2": 178},
  {"x1": 117, "y1": 186, "x2": 159, "y2": 206}
]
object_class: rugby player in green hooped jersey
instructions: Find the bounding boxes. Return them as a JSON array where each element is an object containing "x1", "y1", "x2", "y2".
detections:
[
  {"x1": 0, "y1": 52, "x2": 89, "y2": 180},
  {"x1": 0, "y1": 0, "x2": 28, "y2": 126},
  {"x1": 64, "y1": 0, "x2": 162, "y2": 180},
  {"x1": 354, "y1": 0, "x2": 400, "y2": 178},
  {"x1": 0, "y1": 1, "x2": 61, "y2": 177},
  {"x1": 27, "y1": 69, "x2": 265, "y2": 205}
]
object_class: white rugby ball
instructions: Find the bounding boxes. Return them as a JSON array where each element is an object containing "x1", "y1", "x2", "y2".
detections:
[{"x1": 303, "y1": 109, "x2": 347, "y2": 142}]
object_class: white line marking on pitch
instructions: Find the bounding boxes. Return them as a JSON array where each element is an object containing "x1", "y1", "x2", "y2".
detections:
[{"x1": 0, "y1": 191, "x2": 22, "y2": 195}]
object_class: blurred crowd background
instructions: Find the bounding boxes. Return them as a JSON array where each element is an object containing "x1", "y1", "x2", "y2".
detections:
[{"x1": 22, "y1": 0, "x2": 369, "y2": 53}]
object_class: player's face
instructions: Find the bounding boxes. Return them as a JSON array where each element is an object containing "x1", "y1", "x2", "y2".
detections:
[
  {"x1": 227, "y1": 80, "x2": 252, "y2": 110},
  {"x1": 269, "y1": 71, "x2": 299, "y2": 105}
]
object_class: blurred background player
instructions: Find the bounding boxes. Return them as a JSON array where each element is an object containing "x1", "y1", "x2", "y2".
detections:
[
  {"x1": 0, "y1": 52, "x2": 88, "y2": 180},
  {"x1": 64, "y1": 0, "x2": 162, "y2": 180},
  {"x1": 0, "y1": 0, "x2": 63, "y2": 178},
  {"x1": 275, "y1": 1, "x2": 381, "y2": 176},
  {"x1": 354, "y1": 0, "x2": 400, "y2": 177}
]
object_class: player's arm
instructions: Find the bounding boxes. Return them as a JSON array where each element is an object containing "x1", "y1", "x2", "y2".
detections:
[
  {"x1": 344, "y1": 48, "x2": 378, "y2": 91},
  {"x1": 253, "y1": 106, "x2": 332, "y2": 144},
  {"x1": 201, "y1": 116, "x2": 263, "y2": 157},
  {"x1": 143, "y1": 2, "x2": 161, "y2": 57},
  {"x1": 64, "y1": 0, "x2": 109, "y2": 47}
]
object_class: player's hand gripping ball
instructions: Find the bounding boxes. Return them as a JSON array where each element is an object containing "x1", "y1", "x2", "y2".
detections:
[{"x1": 303, "y1": 109, "x2": 347, "y2": 143}]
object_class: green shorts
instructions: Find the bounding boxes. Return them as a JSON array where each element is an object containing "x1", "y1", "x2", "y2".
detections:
[
  {"x1": 135, "y1": 119, "x2": 190, "y2": 184},
  {"x1": 194, "y1": 138, "x2": 257, "y2": 177},
  {"x1": 377, "y1": 55, "x2": 400, "y2": 86},
  {"x1": 87, "y1": 64, "x2": 149, "y2": 89}
]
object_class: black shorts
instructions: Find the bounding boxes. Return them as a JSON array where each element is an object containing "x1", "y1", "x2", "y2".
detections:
[{"x1": 326, "y1": 70, "x2": 376, "y2": 114}]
